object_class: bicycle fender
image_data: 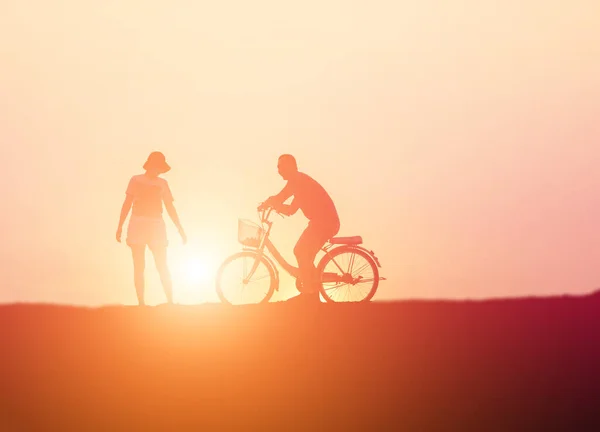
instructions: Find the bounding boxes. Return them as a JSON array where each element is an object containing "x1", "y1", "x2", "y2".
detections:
[{"x1": 346, "y1": 245, "x2": 383, "y2": 268}]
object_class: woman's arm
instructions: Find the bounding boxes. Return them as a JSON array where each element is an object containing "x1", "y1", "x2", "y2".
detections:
[
  {"x1": 116, "y1": 195, "x2": 134, "y2": 242},
  {"x1": 165, "y1": 201, "x2": 187, "y2": 244}
]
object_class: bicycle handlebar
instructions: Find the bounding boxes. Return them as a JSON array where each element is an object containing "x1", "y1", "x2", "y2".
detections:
[{"x1": 257, "y1": 202, "x2": 284, "y2": 223}]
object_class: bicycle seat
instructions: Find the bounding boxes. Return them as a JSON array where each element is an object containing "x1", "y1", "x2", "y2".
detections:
[{"x1": 329, "y1": 236, "x2": 363, "y2": 245}]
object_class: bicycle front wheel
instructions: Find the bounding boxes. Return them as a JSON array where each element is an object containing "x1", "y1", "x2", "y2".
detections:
[{"x1": 216, "y1": 251, "x2": 276, "y2": 305}]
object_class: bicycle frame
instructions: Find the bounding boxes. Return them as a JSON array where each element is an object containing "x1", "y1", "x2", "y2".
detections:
[
  {"x1": 242, "y1": 207, "x2": 384, "y2": 288},
  {"x1": 241, "y1": 208, "x2": 298, "y2": 285}
]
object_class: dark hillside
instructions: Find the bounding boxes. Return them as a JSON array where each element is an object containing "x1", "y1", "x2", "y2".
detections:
[{"x1": 1, "y1": 295, "x2": 599, "y2": 430}]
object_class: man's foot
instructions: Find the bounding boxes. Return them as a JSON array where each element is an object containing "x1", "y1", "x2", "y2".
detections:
[
  {"x1": 304, "y1": 291, "x2": 321, "y2": 303},
  {"x1": 285, "y1": 292, "x2": 321, "y2": 304},
  {"x1": 285, "y1": 293, "x2": 304, "y2": 303}
]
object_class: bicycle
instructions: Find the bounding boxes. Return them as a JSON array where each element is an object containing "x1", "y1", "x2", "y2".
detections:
[{"x1": 215, "y1": 205, "x2": 386, "y2": 305}]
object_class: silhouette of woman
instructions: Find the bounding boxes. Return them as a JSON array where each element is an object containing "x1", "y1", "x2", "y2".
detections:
[{"x1": 116, "y1": 152, "x2": 187, "y2": 305}]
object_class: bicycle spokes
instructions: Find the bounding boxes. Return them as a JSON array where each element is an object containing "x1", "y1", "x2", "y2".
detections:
[
  {"x1": 321, "y1": 250, "x2": 377, "y2": 302},
  {"x1": 243, "y1": 255, "x2": 263, "y2": 284},
  {"x1": 219, "y1": 254, "x2": 273, "y2": 305}
]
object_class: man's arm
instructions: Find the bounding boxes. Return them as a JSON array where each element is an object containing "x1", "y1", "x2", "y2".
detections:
[
  {"x1": 278, "y1": 198, "x2": 300, "y2": 216},
  {"x1": 264, "y1": 182, "x2": 294, "y2": 208}
]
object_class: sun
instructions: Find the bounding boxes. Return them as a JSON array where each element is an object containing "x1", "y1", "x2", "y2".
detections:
[
  {"x1": 172, "y1": 250, "x2": 219, "y2": 304},
  {"x1": 180, "y1": 256, "x2": 213, "y2": 285}
]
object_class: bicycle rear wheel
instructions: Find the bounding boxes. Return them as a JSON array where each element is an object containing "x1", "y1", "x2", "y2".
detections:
[
  {"x1": 317, "y1": 246, "x2": 379, "y2": 303},
  {"x1": 216, "y1": 251, "x2": 276, "y2": 305}
]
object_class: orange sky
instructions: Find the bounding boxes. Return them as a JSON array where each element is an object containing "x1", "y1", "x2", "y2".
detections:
[{"x1": 1, "y1": 1, "x2": 600, "y2": 305}]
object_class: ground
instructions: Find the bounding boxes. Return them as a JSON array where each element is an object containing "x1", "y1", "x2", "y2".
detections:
[{"x1": 1, "y1": 294, "x2": 599, "y2": 430}]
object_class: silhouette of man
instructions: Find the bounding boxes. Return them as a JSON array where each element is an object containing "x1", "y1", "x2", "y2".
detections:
[{"x1": 260, "y1": 154, "x2": 340, "y2": 303}]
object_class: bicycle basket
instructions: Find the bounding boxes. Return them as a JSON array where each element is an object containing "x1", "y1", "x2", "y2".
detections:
[{"x1": 238, "y1": 219, "x2": 263, "y2": 248}]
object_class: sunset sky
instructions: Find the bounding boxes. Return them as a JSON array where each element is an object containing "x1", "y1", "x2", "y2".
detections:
[{"x1": 1, "y1": 1, "x2": 599, "y2": 305}]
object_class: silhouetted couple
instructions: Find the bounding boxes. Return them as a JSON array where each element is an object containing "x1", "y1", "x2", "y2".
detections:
[{"x1": 116, "y1": 152, "x2": 339, "y2": 306}]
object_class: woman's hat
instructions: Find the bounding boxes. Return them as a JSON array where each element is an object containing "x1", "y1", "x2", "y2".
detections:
[{"x1": 143, "y1": 151, "x2": 171, "y2": 173}]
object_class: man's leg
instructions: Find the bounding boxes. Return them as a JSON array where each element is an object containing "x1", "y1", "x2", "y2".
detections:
[
  {"x1": 130, "y1": 245, "x2": 146, "y2": 306},
  {"x1": 293, "y1": 225, "x2": 328, "y2": 298},
  {"x1": 150, "y1": 245, "x2": 174, "y2": 304}
]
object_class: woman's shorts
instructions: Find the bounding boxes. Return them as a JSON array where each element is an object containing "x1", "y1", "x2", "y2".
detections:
[{"x1": 126, "y1": 216, "x2": 168, "y2": 249}]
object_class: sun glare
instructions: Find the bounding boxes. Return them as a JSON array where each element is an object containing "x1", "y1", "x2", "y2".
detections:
[
  {"x1": 171, "y1": 248, "x2": 220, "y2": 304},
  {"x1": 180, "y1": 256, "x2": 212, "y2": 285}
]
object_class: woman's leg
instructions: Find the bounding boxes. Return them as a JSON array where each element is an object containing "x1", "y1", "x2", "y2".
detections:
[
  {"x1": 150, "y1": 245, "x2": 173, "y2": 304},
  {"x1": 130, "y1": 245, "x2": 146, "y2": 306}
]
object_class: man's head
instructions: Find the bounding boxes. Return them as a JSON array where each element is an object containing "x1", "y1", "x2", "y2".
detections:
[{"x1": 277, "y1": 154, "x2": 298, "y2": 180}]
